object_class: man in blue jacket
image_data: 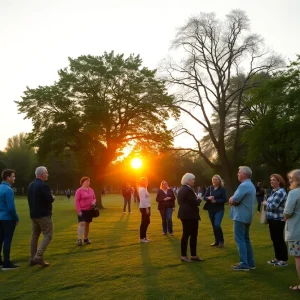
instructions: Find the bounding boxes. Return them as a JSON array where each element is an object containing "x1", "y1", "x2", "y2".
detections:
[
  {"x1": 229, "y1": 166, "x2": 256, "y2": 271},
  {"x1": 0, "y1": 169, "x2": 19, "y2": 270}
]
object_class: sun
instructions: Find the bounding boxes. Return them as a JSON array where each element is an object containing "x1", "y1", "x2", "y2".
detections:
[{"x1": 131, "y1": 158, "x2": 142, "y2": 169}]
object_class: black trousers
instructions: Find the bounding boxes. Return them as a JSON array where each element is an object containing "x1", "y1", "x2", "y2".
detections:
[
  {"x1": 180, "y1": 219, "x2": 199, "y2": 257},
  {"x1": 0, "y1": 220, "x2": 16, "y2": 264},
  {"x1": 268, "y1": 219, "x2": 288, "y2": 261},
  {"x1": 140, "y1": 208, "x2": 151, "y2": 239},
  {"x1": 123, "y1": 198, "x2": 131, "y2": 212}
]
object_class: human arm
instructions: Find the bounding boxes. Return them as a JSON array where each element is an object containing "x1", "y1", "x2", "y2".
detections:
[
  {"x1": 215, "y1": 188, "x2": 227, "y2": 204},
  {"x1": 5, "y1": 188, "x2": 19, "y2": 222},
  {"x1": 41, "y1": 184, "x2": 55, "y2": 204},
  {"x1": 284, "y1": 190, "x2": 298, "y2": 219},
  {"x1": 139, "y1": 188, "x2": 148, "y2": 208},
  {"x1": 230, "y1": 184, "x2": 247, "y2": 204},
  {"x1": 75, "y1": 189, "x2": 82, "y2": 215},
  {"x1": 203, "y1": 187, "x2": 211, "y2": 202},
  {"x1": 156, "y1": 190, "x2": 165, "y2": 203},
  {"x1": 267, "y1": 190, "x2": 286, "y2": 210}
]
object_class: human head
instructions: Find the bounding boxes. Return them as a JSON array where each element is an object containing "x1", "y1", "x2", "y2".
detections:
[
  {"x1": 139, "y1": 177, "x2": 148, "y2": 188},
  {"x1": 181, "y1": 173, "x2": 195, "y2": 187},
  {"x1": 160, "y1": 180, "x2": 168, "y2": 190},
  {"x1": 80, "y1": 177, "x2": 90, "y2": 188},
  {"x1": 288, "y1": 169, "x2": 300, "y2": 190},
  {"x1": 270, "y1": 174, "x2": 285, "y2": 189},
  {"x1": 212, "y1": 174, "x2": 223, "y2": 187},
  {"x1": 35, "y1": 166, "x2": 48, "y2": 181},
  {"x1": 237, "y1": 166, "x2": 252, "y2": 182},
  {"x1": 1, "y1": 169, "x2": 15, "y2": 185}
]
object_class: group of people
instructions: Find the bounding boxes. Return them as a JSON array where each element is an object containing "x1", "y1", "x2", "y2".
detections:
[{"x1": 1, "y1": 165, "x2": 300, "y2": 292}]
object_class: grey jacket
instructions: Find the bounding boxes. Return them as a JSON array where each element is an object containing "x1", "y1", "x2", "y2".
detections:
[{"x1": 284, "y1": 188, "x2": 300, "y2": 241}]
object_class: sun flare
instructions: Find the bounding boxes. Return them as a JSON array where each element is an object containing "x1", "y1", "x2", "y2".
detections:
[{"x1": 131, "y1": 158, "x2": 142, "y2": 169}]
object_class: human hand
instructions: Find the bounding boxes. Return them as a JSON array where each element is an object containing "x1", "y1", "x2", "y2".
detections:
[
  {"x1": 164, "y1": 197, "x2": 170, "y2": 201},
  {"x1": 146, "y1": 208, "x2": 149, "y2": 215},
  {"x1": 78, "y1": 212, "x2": 82, "y2": 217},
  {"x1": 211, "y1": 199, "x2": 216, "y2": 204},
  {"x1": 16, "y1": 221, "x2": 19, "y2": 225},
  {"x1": 173, "y1": 208, "x2": 175, "y2": 211},
  {"x1": 262, "y1": 200, "x2": 267, "y2": 206},
  {"x1": 52, "y1": 195, "x2": 55, "y2": 200}
]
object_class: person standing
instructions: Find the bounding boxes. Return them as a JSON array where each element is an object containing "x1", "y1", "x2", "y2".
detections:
[
  {"x1": 139, "y1": 177, "x2": 151, "y2": 243},
  {"x1": 203, "y1": 175, "x2": 227, "y2": 248},
  {"x1": 75, "y1": 177, "x2": 97, "y2": 246},
  {"x1": 229, "y1": 166, "x2": 256, "y2": 271},
  {"x1": 28, "y1": 166, "x2": 54, "y2": 267},
  {"x1": 256, "y1": 182, "x2": 265, "y2": 212},
  {"x1": 263, "y1": 174, "x2": 288, "y2": 267},
  {"x1": 284, "y1": 170, "x2": 300, "y2": 292},
  {"x1": 122, "y1": 183, "x2": 132, "y2": 214},
  {"x1": 0, "y1": 169, "x2": 19, "y2": 270},
  {"x1": 156, "y1": 180, "x2": 175, "y2": 236},
  {"x1": 177, "y1": 173, "x2": 203, "y2": 263}
]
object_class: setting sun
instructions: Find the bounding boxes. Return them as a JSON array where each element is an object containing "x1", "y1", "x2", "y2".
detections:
[{"x1": 131, "y1": 158, "x2": 142, "y2": 169}]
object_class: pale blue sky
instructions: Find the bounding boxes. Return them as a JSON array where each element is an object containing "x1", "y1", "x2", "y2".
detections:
[{"x1": 1, "y1": 0, "x2": 299, "y2": 150}]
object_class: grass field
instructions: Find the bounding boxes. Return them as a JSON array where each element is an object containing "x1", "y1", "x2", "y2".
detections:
[{"x1": 0, "y1": 194, "x2": 299, "y2": 300}]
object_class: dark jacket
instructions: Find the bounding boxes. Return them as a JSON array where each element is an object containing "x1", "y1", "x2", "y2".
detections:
[
  {"x1": 156, "y1": 188, "x2": 176, "y2": 210},
  {"x1": 177, "y1": 185, "x2": 201, "y2": 220},
  {"x1": 256, "y1": 186, "x2": 265, "y2": 199},
  {"x1": 122, "y1": 187, "x2": 132, "y2": 199},
  {"x1": 203, "y1": 186, "x2": 227, "y2": 212},
  {"x1": 27, "y1": 178, "x2": 54, "y2": 219}
]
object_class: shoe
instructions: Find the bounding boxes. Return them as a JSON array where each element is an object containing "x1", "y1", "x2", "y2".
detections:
[
  {"x1": 78, "y1": 239, "x2": 82, "y2": 246},
  {"x1": 274, "y1": 260, "x2": 288, "y2": 267},
  {"x1": 2, "y1": 261, "x2": 19, "y2": 271},
  {"x1": 162, "y1": 232, "x2": 166, "y2": 235},
  {"x1": 130, "y1": 212, "x2": 132, "y2": 214},
  {"x1": 123, "y1": 212, "x2": 126, "y2": 214},
  {"x1": 140, "y1": 238, "x2": 149, "y2": 243},
  {"x1": 267, "y1": 259, "x2": 278, "y2": 265},
  {"x1": 249, "y1": 266, "x2": 256, "y2": 270},
  {"x1": 170, "y1": 233, "x2": 174, "y2": 236},
  {"x1": 145, "y1": 237, "x2": 150, "y2": 241},
  {"x1": 181, "y1": 256, "x2": 192, "y2": 263},
  {"x1": 231, "y1": 264, "x2": 249, "y2": 271},
  {"x1": 218, "y1": 243, "x2": 224, "y2": 248},
  {"x1": 30, "y1": 258, "x2": 49, "y2": 267},
  {"x1": 191, "y1": 256, "x2": 204, "y2": 262},
  {"x1": 84, "y1": 238, "x2": 91, "y2": 244},
  {"x1": 210, "y1": 242, "x2": 219, "y2": 246}
]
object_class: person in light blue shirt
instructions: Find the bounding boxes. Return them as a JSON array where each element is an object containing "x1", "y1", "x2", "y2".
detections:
[
  {"x1": 0, "y1": 169, "x2": 19, "y2": 270},
  {"x1": 229, "y1": 166, "x2": 256, "y2": 271}
]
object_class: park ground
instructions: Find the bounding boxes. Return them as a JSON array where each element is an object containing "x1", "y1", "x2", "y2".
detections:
[{"x1": 0, "y1": 195, "x2": 299, "y2": 300}]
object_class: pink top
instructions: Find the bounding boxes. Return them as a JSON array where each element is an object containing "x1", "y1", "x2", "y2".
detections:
[{"x1": 75, "y1": 187, "x2": 96, "y2": 213}]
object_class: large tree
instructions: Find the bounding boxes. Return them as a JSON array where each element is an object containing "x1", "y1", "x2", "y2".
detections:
[
  {"x1": 163, "y1": 10, "x2": 282, "y2": 193},
  {"x1": 16, "y1": 52, "x2": 178, "y2": 205}
]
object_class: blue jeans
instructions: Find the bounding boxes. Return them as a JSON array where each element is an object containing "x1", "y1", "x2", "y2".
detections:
[
  {"x1": 159, "y1": 208, "x2": 173, "y2": 234},
  {"x1": 234, "y1": 220, "x2": 255, "y2": 268},
  {"x1": 0, "y1": 220, "x2": 16, "y2": 264},
  {"x1": 208, "y1": 210, "x2": 224, "y2": 244}
]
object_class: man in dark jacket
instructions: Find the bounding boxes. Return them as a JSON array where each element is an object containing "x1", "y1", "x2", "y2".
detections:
[
  {"x1": 177, "y1": 173, "x2": 203, "y2": 263},
  {"x1": 122, "y1": 183, "x2": 133, "y2": 213},
  {"x1": 27, "y1": 166, "x2": 54, "y2": 267}
]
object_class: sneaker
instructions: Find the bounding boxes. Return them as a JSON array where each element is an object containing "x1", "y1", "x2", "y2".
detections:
[
  {"x1": 2, "y1": 262, "x2": 19, "y2": 271},
  {"x1": 231, "y1": 264, "x2": 249, "y2": 271},
  {"x1": 30, "y1": 258, "x2": 49, "y2": 267},
  {"x1": 170, "y1": 233, "x2": 174, "y2": 236},
  {"x1": 140, "y1": 238, "x2": 149, "y2": 243},
  {"x1": 162, "y1": 232, "x2": 166, "y2": 235},
  {"x1": 210, "y1": 242, "x2": 219, "y2": 247},
  {"x1": 249, "y1": 266, "x2": 256, "y2": 270},
  {"x1": 274, "y1": 260, "x2": 288, "y2": 267},
  {"x1": 267, "y1": 259, "x2": 278, "y2": 265},
  {"x1": 84, "y1": 238, "x2": 91, "y2": 244},
  {"x1": 123, "y1": 212, "x2": 126, "y2": 214},
  {"x1": 78, "y1": 239, "x2": 82, "y2": 246},
  {"x1": 145, "y1": 237, "x2": 150, "y2": 241}
]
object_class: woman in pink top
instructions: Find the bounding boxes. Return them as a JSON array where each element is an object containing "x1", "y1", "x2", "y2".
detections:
[{"x1": 75, "y1": 177, "x2": 96, "y2": 246}]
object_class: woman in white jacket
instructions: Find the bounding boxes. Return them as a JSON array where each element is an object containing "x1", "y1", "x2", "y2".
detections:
[
  {"x1": 139, "y1": 177, "x2": 151, "y2": 243},
  {"x1": 284, "y1": 169, "x2": 300, "y2": 292}
]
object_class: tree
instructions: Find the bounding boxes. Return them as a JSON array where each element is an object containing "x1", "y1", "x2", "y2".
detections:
[
  {"x1": 16, "y1": 52, "x2": 179, "y2": 206},
  {"x1": 3, "y1": 133, "x2": 37, "y2": 192},
  {"x1": 162, "y1": 10, "x2": 282, "y2": 194},
  {"x1": 243, "y1": 55, "x2": 300, "y2": 174}
]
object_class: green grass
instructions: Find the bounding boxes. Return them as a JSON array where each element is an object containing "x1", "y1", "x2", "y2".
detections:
[{"x1": 0, "y1": 195, "x2": 298, "y2": 300}]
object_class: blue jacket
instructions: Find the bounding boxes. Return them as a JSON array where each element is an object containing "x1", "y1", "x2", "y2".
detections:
[
  {"x1": 230, "y1": 179, "x2": 256, "y2": 224},
  {"x1": 0, "y1": 181, "x2": 19, "y2": 222}
]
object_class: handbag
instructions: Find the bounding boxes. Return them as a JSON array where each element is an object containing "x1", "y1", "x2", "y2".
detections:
[
  {"x1": 203, "y1": 187, "x2": 211, "y2": 210},
  {"x1": 92, "y1": 206, "x2": 100, "y2": 218},
  {"x1": 260, "y1": 205, "x2": 268, "y2": 224}
]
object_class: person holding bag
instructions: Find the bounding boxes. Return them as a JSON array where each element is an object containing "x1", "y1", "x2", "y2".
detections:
[
  {"x1": 203, "y1": 175, "x2": 227, "y2": 248},
  {"x1": 263, "y1": 174, "x2": 288, "y2": 267},
  {"x1": 75, "y1": 177, "x2": 97, "y2": 246}
]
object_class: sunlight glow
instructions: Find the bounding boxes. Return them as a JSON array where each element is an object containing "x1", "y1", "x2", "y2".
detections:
[{"x1": 131, "y1": 158, "x2": 142, "y2": 169}]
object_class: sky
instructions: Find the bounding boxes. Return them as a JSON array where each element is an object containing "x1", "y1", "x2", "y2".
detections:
[{"x1": 1, "y1": 0, "x2": 300, "y2": 150}]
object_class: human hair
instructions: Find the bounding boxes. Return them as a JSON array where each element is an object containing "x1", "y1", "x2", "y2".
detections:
[
  {"x1": 80, "y1": 176, "x2": 90, "y2": 186},
  {"x1": 212, "y1": 174, "x2": 224, "y2": 187},
  {"x1": 35, "y1": 166, "x2": 47, "y2": 177},
  {"x1": 139, "y1": 177, "x2": 148, "y2": 188},
  {"x1": 239, "y1": 166, "x2": 252, "y2": 178},
  {"x1": 160, "y1": 180, "x2": 168, "y2": 189},
  {"x1": 270, "y1": 174, "x2": 285, "y2": 188},
  {"x1": 1, "y1": 169, "x2": 15, "y2": 181},
  {"x1": 181, "y1": 173, "x2": 195, "y2": 185},
  {"x1": 288, "y1": 169, "x2": 300, "y2": 190}
]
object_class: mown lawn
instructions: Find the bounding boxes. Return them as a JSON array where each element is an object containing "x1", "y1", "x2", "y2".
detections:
[{"x1": 0, "y1": 194, "x2": 298, "y2": 300}]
